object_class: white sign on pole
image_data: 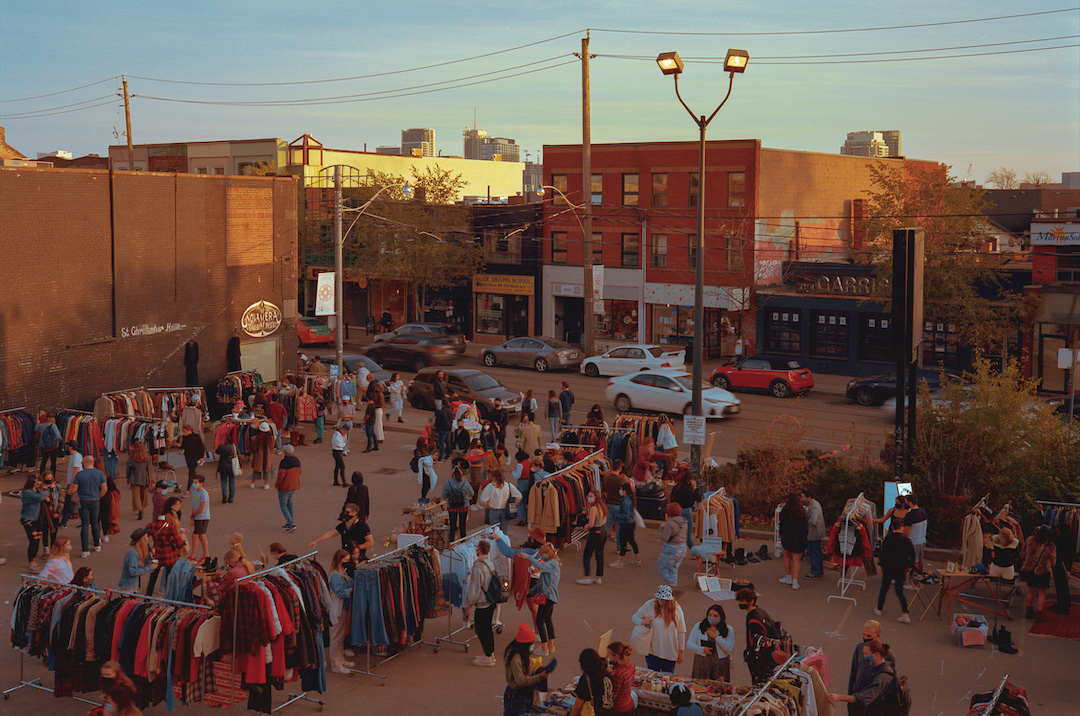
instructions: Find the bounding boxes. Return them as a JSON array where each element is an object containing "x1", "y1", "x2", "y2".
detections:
[
  {"x1": 1057, "y1": 347, "x2": 1078, "y2": 370},
  {"x1": 592, "y1": 265, "x2": 604, "y2": 312},
  {"x1": 683, "y1": 415, "x2": 706, "y2": 445},
  {"x1": 315, "y1": 272, "x2": 335, "y2": 316}
]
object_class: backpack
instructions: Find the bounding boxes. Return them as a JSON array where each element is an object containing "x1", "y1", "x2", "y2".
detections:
[
  {"x1": 882, "y1": 671, "x2": 912, "y2": 716},
  {"x1": 41, "y1": 426, "x2": 60, "y2": 451},
  {"x1": 410, "y1": 451, "x2": 420, "y2": 474},
  {"x1": 481, "y1": 563, "x2": 510, "y2": 604},
  {"x1": 447, "y1": 485, "x2": 467, "y2": 510}
]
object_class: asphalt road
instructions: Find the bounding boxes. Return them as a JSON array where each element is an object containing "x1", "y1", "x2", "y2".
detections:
[{"x1": 2, "y1": 357, "x2": 1077, "y2": 714}]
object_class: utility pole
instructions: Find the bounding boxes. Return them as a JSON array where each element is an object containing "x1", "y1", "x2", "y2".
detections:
[
  {"x1": 580, "y1": 33, "x2": 595, "y2": 356},
  {"x1": 334, "y1": 166, "x2": 344, "y2": 377},
  {"x1": 121, "y1": 76, "x2": 135, "y2": 170}
]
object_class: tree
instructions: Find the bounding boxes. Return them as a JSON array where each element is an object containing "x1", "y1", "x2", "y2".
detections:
[
  {"x1": 1023, "y1": 170, "x2": 1052, "y2": 187},
  {"x1": 985, "y1": 167, "x2": 1018, "y2": 189},
  {"x1": 241, "y1": 160, "x2": 277, "y2": 176},
  {"x1": 857, "y1": 163, "x2": 1022, "y2": 354}
]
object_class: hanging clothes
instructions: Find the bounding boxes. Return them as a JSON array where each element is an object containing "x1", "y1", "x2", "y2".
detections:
[{"x1": 351, "y1": 544, "x2": 443, "y2": 650}]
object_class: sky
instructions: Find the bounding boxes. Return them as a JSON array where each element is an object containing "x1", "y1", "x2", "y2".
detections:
[{"x1": 2, "y1": 1, "x2": 1078, "y2": 185}]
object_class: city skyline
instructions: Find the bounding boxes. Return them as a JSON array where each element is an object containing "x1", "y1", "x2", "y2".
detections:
[{"x1": 2, "y1": 1, "x2": 1077, "y2": 184}]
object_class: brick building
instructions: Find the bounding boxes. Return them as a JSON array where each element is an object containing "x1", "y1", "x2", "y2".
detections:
[{"x1": 0, "y1": 166, "x2": 298, "y2": 412}]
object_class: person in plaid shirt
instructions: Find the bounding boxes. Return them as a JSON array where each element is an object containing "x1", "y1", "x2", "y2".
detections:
[{"x1": 145, "y1": 496, "x2": 189, "y2": 595}]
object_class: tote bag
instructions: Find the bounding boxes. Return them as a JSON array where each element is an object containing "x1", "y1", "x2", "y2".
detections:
[{"x1": 631, "y1": 624, "x2": 653, "y2": 656}]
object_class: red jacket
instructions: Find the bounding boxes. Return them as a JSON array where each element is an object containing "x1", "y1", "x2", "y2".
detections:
[
  {"x1": 266, "y1": 401, "x2": 288, "y2": 430},
  {"x1": 275, "y1": 456, "x2": 302, "y2": 492}
]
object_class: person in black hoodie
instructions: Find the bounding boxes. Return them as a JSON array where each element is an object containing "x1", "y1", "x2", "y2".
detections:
[
  {"x1": 875, "y1": 520, "x2": 915, "y2": 623},
  {"x1": 736, "y1": 587, "x2": 780, "y2": 683},
  {"x1": 1051, "y1": 520, "x2": 1075, "y2": 615},
  {"x1": 434, "y1": 402, "x2": 454, "y2": 460},
  {"x1": 846, "y1": 620, "x2": 895, "y2": 716},
  {"x1": 828, "y1": 640, "x2": 899, "y2": 714}
]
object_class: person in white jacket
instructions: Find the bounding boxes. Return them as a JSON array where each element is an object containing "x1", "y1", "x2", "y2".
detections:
[
  {"x1": 479, "y1": 470, "x2": 522, "y2": 534},
  {"x1": 631, "y1": 584, "x2": 685, "y2": 673},
  {"x1": 417, "y1": 441, "x2": 438, "y2": 499},
  {"x1": 685, "y1": 604, "x2": 735, "y2": 681},
  {"x1": 464, "y1": 539, "x2": 499, "y2": 667}
]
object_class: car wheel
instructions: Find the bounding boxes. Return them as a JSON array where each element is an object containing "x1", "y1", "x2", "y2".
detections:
[
  {"x1": 584, "y1": 363, "x2": 599, "y2": 377},
  {"x1": 534, "y1": 358, "x2": 549, "y2": 372},
  {"x1": 482, "y1": 352, "x2": 497, "y2": 368},
  {"x1": 711, "y1": 375, "x2": 729, "y2": 390},
  {"x1": 409, "y1": 395, "x2": 427, "y2": 409},
  {"x1": 770, "y1": 380, "x2": 791, "y2": 398},
  {"x1": 614, "y1": 394, "x2": 632, "y2": 412},
  {"x1": 854, "y1": 387, "x2": 878, "y2": 406}
]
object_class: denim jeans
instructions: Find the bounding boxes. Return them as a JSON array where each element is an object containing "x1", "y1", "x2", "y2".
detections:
[
  {"x1": 79, "y1": 500, "x2": 101, "y2": 553},
  {"x1": 682, "y1": 507, "x2": 696, "y2": 548},
  {"x1": 278, "y1": 490, "x2": 296, "y2": 528},
  {"x1": 486, "y1": 507, "x2": 509, "y2": 535},
  {"x1": 604, "y1": 503, "x2": 619, "y2": 534},
  {"x1": 351, "y1": 569, "x2": 389, "y2": 646},
  {"x1": 646, "y1": 654, "x2": 675, "y2": 673},
  {"x1": 807, "y1": 539, "x2": 823, "y2": 576},
  {"x1": 219, "y1": 472, "x2": 235, "y2": 501},
  {"x1": 365, "y1": 423, "x2": 377, "y2": 451},
  {"x1": 437, "y1": 431, "x2": 453, "y2": 460}
]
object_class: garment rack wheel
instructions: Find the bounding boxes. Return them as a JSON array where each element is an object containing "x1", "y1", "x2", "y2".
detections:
[{"x1": 495, "y1": 624, "x2": 503, "y2": 634}]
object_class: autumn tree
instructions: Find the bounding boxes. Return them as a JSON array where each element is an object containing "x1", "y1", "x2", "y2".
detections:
[
  {"x1": 985, "y1": 167, "x2": 1018, "y2": 189},
  {"x1": 857, "y1": 163, "x2": 1022, "y2": 356},
  {"x1": 1023, "y1": 170, "x2": 1052, "y2": 187}
]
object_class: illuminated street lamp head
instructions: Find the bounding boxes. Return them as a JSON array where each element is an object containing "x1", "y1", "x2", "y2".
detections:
[
  {"x1": 656, "y1": 52, "x2": 684, "y2": 76},
  {"x1": 724, "y1": 49, "x2": 749, "y2": 74},
  {"x1": 401, "y1": 182, "x2": 413, "y2": 199}
]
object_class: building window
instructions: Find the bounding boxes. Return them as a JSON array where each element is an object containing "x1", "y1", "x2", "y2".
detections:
[
  {"x1": 726, "y1": 235, "x2": 743, "y2": 271},
  {"x1": 651, "y1": 234, "x2": 668, "y2": 268},
  {"x1": 551, "y1": 174, "x2": 568, "y2": 205},
  {"x1": 922, "y1": 321, "x2": 960, "y2": 368},
  {"x1": 552, "y1": 231, "x2": 568, "y2": 264},
  {"x1": 765, "y1": 310, "x2": 801, "y2": 354},
  {"x1": 622, "y1": 173, "x2": 639, "y2": 206},
  {"x1": 689, "y1": 239, "x2": 699, "y2": 269},
  {"x1": 652, "y1": 173, "x2": 668, "y2": 207},
  {"x1": 486, "y1": 230, "x2": 522, "y2": 265},
  {"x1": 1058, "y1": 247, "x2": 1080, "y2": 282},
  {"x1": 589, "y1": 232, "x2": 603, "y2": 265},
  {"x1": 475, "y1": 294, "x2": 505, "y2": 335},
  {"x1": 859, "y1": 313, "x2": 892, "y2": 361},
  {"x1": 591, "y1": 174, "x2": 603, "y2": 205},
  {"x1": 621, "y1": 233, "x2": 640, "y2": 268},
  {"x1": 594, "y1": 300, "x2": 639, "y2": 341},
  {"x1": 810, "y1": 311, "x2": 849, "y2": 358},
  {"x1": 689, "y1": 172, "x2": 699, "y2": 207},
  {"x1": 728, "y1": 171, "x2": 746, "y2": 208}
]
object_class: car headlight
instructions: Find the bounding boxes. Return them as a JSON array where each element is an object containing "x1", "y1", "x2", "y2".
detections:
[{"x1": 847, "y1": 379, "x2": 857, "y2": 389}]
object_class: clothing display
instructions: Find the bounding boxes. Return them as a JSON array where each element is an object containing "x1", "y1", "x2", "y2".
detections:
[
  {"x1": 350, "y1": 543, "x2": 443, "y2": 651},
  {"x1": 694, "y1": 489, "x2": 741, "y2": 545},
  {"x1": 826, "y1": 495, "x2": 878, "y2": 577},
  {"x1": 55, "y1": 412, "x2": 105, "y2": 460},
  {"x1": 440, "y1": 527, "x2": 509, "y2": 609},
  {"x1": 95, "y1": 388, "x2": 207, "y2": 423},
  {"x1": 215, "y1": 371, "x2": 262, "y2": 408},
  {"x1": 0, "y1": 409, "x2": 36, "y2": 468},
  {"x1": 525, "y1": 451, "x2": 605, "y2": 544}
]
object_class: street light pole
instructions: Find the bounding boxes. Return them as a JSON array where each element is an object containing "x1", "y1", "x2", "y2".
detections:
[{"x1": 657, "y1": 49, "x2": 748, "y2": 477}]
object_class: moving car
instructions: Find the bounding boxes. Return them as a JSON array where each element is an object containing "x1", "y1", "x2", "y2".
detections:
[
  {"x1": 481, "y1": 337, "x2": 582, "y2": 372},
  {"x1": 605, "y1": 370, "x2": 740, "y2": 419},
  {"x1": 312, "y1": 353, "x2": 392, "y2": 385},
  {"x1": 297, "y1": 316, "x2": 335, "y2": 346},
  {"x1": 709, "y1": 356, "x2": 813, "y2": 398},
  {"x1": 406, "y1": 367, "x2": 523, "y2": 418},
  {"x1": 845, "y1": 368, "x2": 965, "y2": 406},
  {"x1": 581, "y1": 344, "x2": 685, "y2": 377},
  {"x1": 361, "y1": 333, "x2": 460, "y2": 372},
  {"x1": 374, "y1": 323, "x2": 467, "y2": 354}
]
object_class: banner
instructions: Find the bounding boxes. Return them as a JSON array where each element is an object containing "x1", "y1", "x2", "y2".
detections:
[
  {"x1": 592, "y1": 265, "x2": 604, "y2": 313},
  {"x1": 315, "y1": 272, "x2": 335, "y2": 316}
]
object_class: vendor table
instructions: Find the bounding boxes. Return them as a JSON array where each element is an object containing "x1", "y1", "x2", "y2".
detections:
[
  {"x1": 930, "y1": 569, "x2": 1016, "y2": 622},
  {"x1": 402, "y1": 500, "x2": 449, "y2": 549}
]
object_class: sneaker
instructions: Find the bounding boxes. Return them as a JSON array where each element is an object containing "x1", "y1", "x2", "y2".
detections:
[
  {"x1": 897, "y1": 614, "x2": 911, "y2": 623},
  {"x1": 343, "y1": 660, "x2": 355, "y2": 668},
  {"x1": 331, "y1": 667, "x2": 351, "y2": 675},
  {"x1": 633, "y1": 559, "x2": 642, "y2": 567},
  {"x1": 103, "y1": 535, "x2": 109, "y2": 543},
  {"x1": 533, "y1": 645, "x2": 548, "y2": 656},
  {"x1": 805, "y1": 573, "x2": 823, "y2": 579},
  {"x1": 791, "y1": 580, "x2": 800, "y2": 590},
  {"x1": 472, "y1": 655, "x2": 496, "y2": 666},
  {"x1": 609, "y1": 561, "x2": 624, "y2": 568},
  {"x1": 287, "y1": 525, "x2": 297, "y2": 533},
  {"x1": 94, "y1": 545, "x2": 101, "y2": 552},
  {"x1": 779, "y1": 575, "x2": 793, "y2": 585},
  {"x1": 345, "y1": 650, "x2": 357, "y2": 658},
  {"x1": 576, "y1": 577, "x2": 595, "y2": 585},
  {"x1": 873, "y1": 608, "x2": 882, "y2": 616},
  {"x1": 263, "y1": 484, "x2": 270, "y2": 490},
  {"x1": 281, "y1": 525, "x2": 291, "y2": 531},
  {"x1": 81, "y1": 551, "x2": 90, "y2": 558},
  {"x1": 249, "y1": 483, "x2": 256, "y2": 489},
  {"x1": 594, "y1": 577, "x2": 602, "y2": 585}
]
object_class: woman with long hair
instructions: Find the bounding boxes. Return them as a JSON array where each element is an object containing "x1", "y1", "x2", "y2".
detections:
[
  {"x1": 126, "y1": 439, "x2": 151, "y2": 520},
  {"x1": 569, "y1": 648, "x2": 613, "y2": 716},
  {"x1": 119, "y1": 528, "x2": 156, "y2": 590},
  {"x1": 327, "y1": 548, "x2": 354, "y2": 674},
  {"x1": 38, "y1": 535, "x2": 75, "y2": 583},
  {"x1": 99, "y1": 462, "x2": 123, "y2": 542},
  {"x1": 576, "y1": 489, "x2": 608, "y2": 585},
  {"x1": 72, "y1": 566, "x2": 96, "y2": 588},
  {"x1": 523, "y1": 389, "x2": 537, "y2": 422},
  {"x1": 416, "y1": 439, "x2": 438, "y2": 500},
  {"x1": 387, "y1": 372, "x2": 406, "y2": 423},
  {"x1": 502, "y1": 624, "x2": 553, "y2": 716},
  {"x1": 146, "y1": 497, "x2": 188, "y2": 595},
  {"x1": 686, "y1": 604, "x2": 734, "y2": 681},
  {"x1": 20, "y1": 474, "x2": 47, "y2": 570},
  {"x1": 464, "y1": 438, "x2": 488, "y2": 502},
  {"x1": 38, "y1": 472, "x2": 60, "y2": 555},
  {"x1": 546, "y1": 390, "x2": 562, "y2": 440},
  {"x1": 778, "y1": 492, "x2": 808, "y2": 590},
  {"x1": 605, "y1": 642, "x2": 637, "y2": 715},
  {"x1": 522, "y1": 542, "x2": 561, "y2": 655},
  {"x1": 632, "y1": 584, "x2": 686, "y2": 673},
  {"x1": 103, "y1": 685, "x2": 142, "y2": 716},
  {"x1": 610, "y1": 482, "x2": 640, "y2": 568},
  {"x1": 1021, "y1": 526, "x2": 1057, "y2": 621},
  {"x1": 442, "y1": 461, "x2": 475, "y2": 542}
]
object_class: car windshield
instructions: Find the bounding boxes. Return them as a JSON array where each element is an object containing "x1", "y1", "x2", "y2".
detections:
[
  {"x1": 464, "y1": 373, "x2": 501, "y2": 391},
  {"x1": 300, "y1": 317, "x2": 320, "y2": 327},
  {"x1": 359, "y1": 356, "x2": 383, "y2": 373},
  {"x1": 543, "y1": 339, "x2": 571, "y2": 349},
  {"x1": 647, "y1": 347, "x2": 664, "y2": 358},
  {"x1": 779, "y1": 359, "x2": 804, "y2": 370},
  {"x1": 672, "y1": 375, "x2": 710, "y2": 391}
]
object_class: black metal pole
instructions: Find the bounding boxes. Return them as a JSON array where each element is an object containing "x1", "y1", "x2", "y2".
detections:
[{"x1": 892, "y1": 231, "x2": 908, "y2": 481}]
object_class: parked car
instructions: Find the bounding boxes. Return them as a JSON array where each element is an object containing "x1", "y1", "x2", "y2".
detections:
[
  {"x1": 605, "y1": 370, "x2": 740, "y2": 419},
  {"x1": 374, "y1": 323, "x2": 467, "y2": 354},
  {"x1": 581, "y1": 344, "x2": 685, "y2": 377},
  {"x1": 312, "y1": 353, "x2": 392, "y2": 385},
  {"x1": 361, "y1": 333, "x2": 460, "y2": 372},
  {"x1": 709, "y1": 356, "x2": 814, "y2": 398},
  {"x1": 845, "y1": 368, "x2": 965, "y2": 406},
  {"x1": 297, "y1": 316, "x2": 335, "y2": 346},
  {"x1": 407, "y1": 368, "x2": 523, "y2": 418},
  {"x1": 481, "y1": 337, "x2": 582, "y2": 372}
]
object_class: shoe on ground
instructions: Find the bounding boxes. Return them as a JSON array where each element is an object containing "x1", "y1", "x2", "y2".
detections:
[
  {"x1": 103, "y1": 535, "x2": 109, "y2": 543},
  {"x1": 249, "y1": 483, "x2": 255, "y2": 489},
  {"x1": 94, "y1": 545, "x2": 101, "y2": 552},
  {"x1": 137, "y1": 512, "x2": 143, "y2": 521},
  {"x1": 228, "y1": 498, "x2": 234, "y2": 503},
  {"x1": 287, "y1": 525, "x2": 297, "y2": 533},
  {"x1": 897, "y1": 614, "x2": 911, "y2": 623},
  {"x1": 779, "y1": 575, "x2": 793, "y2": 584},
  {"x1": 998, "y1": 643, "x2": 1018, "y2": 654},
  {"x1": 472, "y1": 655, "x2": 497, "y2": 666},
  {"x1": 1033, "y1": 611, "x2": 1048, "y2": 623},
  {"x1": 263, "y1": 484, "x2": 269, "y2": 490},
  {"x1": 398, "y1": 419, "x2": 404, "y2": 423},
  {"x1": 874, "y1": 608, "x2": 882, "y2": 616},
  {"x1": 345, "y1": 649, "x2": 357, "y2": 657},
  {"x1": 805, "y1": 573, "x2": 823, "y2": 579},
  {"x1": 633, "y1": 559, "x2": 642, "y2": 566},
  {"x1": 610, "y1": 561, "x2": 624, "y2": 568},
  {"x1": 594, "y1": 577, "x2": 602, "y2": 584},
  {"x1": 343, "y1": 660, "x2": 355, "y2": 668},
  {"x1": 81, "y1": 551, "x2": 90, "y2": 558},
  {"x1": 791, "y1": 580, "x2": 800, "y2": 590},
  {"x1": 222, "y1": 498, "x2": 228, "y2": 504},
  {"x1": 576, "y1": 577, "x2": 595, "y2": 585},
  {"x1": 331, "y1": 667, "x2": 350, "y2": 675}
]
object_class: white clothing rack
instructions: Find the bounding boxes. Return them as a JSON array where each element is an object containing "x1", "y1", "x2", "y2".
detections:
[
  {"x1": 829, "y1": 493, "x2": 872, "y2": 605},
  {"x1": 434, "y1": 526, "x2": 502, "y2": 653}
]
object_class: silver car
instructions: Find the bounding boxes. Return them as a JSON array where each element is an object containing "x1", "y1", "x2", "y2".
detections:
[{"x1": 481, "y1": 337, "x2": 583, "y2": 372}]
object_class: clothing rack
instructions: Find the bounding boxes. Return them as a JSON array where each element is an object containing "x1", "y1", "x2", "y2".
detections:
[
  {"x1": 434, "y1": 526, "x2": 501, "y2": 653},
  {"x1": 562, "y1": 424, "x2": 633, "y2": 432},
  {"x1": 975, "y1": 673, "x2": 1010, "y2": 715},
  {"x1": 230, "y1": 551, "x2": 326, "y2": 713},
  {"x1": 0, "y1": 406, "x2": 28, "y2": 414},
  {"x1": 735, "y1": 652, "x2": 800, "y2": 716},
  {"x1": 829, "y1": 493, "x2": 871, "y2": 605},
  {"x1": 1036, "y1": 499, "x2": 1080, "y2": 552},
  {"x1": 347, "y1": 536, "x2": 438, "y2": 680},
  {"x1": 4, "y1": 574, "x2": 210, "y2": 708}
]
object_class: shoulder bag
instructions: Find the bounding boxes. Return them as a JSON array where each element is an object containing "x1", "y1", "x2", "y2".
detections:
[{"x1": 230, "y1": 446, "x2": 243, "y2": 478}]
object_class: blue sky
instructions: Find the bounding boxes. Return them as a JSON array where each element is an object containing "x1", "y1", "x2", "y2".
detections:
[{"x1": 2, "y1": 1, "x2": 1077, "y2": 184}]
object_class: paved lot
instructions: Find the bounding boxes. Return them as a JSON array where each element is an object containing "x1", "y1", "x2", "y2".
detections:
[{"x1": 2, "y1": 387, "x2": 1078, "y2": 714}]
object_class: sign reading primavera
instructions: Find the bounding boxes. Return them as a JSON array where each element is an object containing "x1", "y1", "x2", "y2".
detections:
[{"x1": 242, "y1": 301, "x2": 283, "y2": 337}]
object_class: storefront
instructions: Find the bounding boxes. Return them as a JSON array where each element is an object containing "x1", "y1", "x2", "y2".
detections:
[
  {"x1": 472, "y1": 274, "x2": 535, "y2": 344},
  {"x1": 542, "y1": 265, "x2": 645, "y2": 351},
  {"x1": 644, "y1": 283, "x2": 745, "y2": 359}
]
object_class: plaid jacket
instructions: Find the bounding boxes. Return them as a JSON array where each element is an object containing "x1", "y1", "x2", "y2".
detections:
[{"x1": 149, "y1": 519, "x2": 185, "y2": 567}]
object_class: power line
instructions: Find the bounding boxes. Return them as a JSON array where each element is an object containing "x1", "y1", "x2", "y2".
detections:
[
  {"x1": 1, "y1": 77, "x2": 119, "y2": 103},
  {"x1": 590, "y1": 8, "x2": 1078, "y2": 36},
  {"x1": 0, "y1": 97, "x2": 118, "y2": 120}
]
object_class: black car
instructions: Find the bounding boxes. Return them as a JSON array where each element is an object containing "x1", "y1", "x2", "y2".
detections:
[
  {"x1": 406, "y1": 367, "x2": 523, "y2": 418},
  {"x1": 361, "y1": 333, "x2": 460, "y2": 372},
  {"x1": 373, "y1": 323, "x2": 467, "y2": 354},
  {"x1": 845, "y1": 368, "x2": 964, "y2": 406}
]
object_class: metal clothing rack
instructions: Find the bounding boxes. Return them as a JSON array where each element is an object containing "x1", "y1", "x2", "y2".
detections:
[
  {"x1": 735, "y1": 652, "x2": 800, "y2": 716},
  {"x1": 829, "y1": 493, "x2": 872, "y2": 605},
  {"x1": 230, "y1": 551, "x2": 326, "y2": 712},
  {"x1": 0, "y1": 406, "x2": 28, "y2": 414},
  {"x1": 4, "y1": 574, "x2": 210, "y2": 707},
  {"x1": 434, "y1": 526, "x2": 502, "y2": 653},
  {"x1": 347, "y1": 537, "x2": 439, "y2": 680},
  {"x1": 974, "y1": 673, "x2": 1010, "y2": 715},
  {"x1": 1036, "y1": 499, "x2": 1080, "y2": 552}
]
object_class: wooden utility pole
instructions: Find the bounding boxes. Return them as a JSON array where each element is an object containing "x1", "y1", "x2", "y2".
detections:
[
  {"x1": 580, "y1": 34, "x2": 595, "y2": 356},
  {"x1": 121, "y1": 76, "x2": 135, "y2": 170}
]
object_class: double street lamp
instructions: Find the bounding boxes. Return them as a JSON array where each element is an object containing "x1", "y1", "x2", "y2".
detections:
[{"x1": 656, "y1": 49, "x2": 749, "y2": 476}]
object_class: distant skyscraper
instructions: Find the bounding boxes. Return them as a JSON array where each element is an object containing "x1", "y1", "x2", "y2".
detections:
[
  {"x1": 463, "y1": 128, "x2": 519, "y2": 162},
  {"x1": 401, "y1": 128, "x2": 434, "y2": 158},
  {"x1": 376, "y1": 145, "x2": 402, "y2": 155},
  {"x1": 840, "y1": 130, "x2": 902, "y2": 158}
]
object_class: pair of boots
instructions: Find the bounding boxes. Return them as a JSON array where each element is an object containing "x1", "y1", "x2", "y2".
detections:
[{"x1": 989, "y1": 625, "x2": 1017, "y2": 654}]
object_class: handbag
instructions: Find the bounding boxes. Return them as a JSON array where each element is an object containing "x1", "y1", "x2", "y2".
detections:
[
  {"x1": 230, "y1": 446, "x2": 243, "y2": 478},
  {"x1": 1020, "y1": 544, "x2": 1049, "y2": 584},
  {"x1": 634, "y1": 509, "x2": 645, "y2": 529},
  {"x1": 580, "y1": 676, "x2": 596, "y2": 716},
  {"x1": 507, "y1": 497, "x2": 519, "y2": 519},
  {"x1": 631, "y1": 623, "x2": 653, "y2": 655}
]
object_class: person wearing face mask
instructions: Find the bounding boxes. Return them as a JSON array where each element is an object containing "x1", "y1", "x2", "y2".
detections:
[
  {"x1": 610, "y1": 483, "x2": 641, "y2": 568},
  {"x1": 479, "y1": 469, "x2": 522, "y2": 535},
  {"x1": 98, "y1": 684, "x2": 141, "y2": 716},
  {"x1": 735, "y1": 587, "x2": 781, "y2": 683},
  {"x1": 828, "y1": 640, "x2": 899, "y2": 714},
  {"x1": 479, "y1": 421, "x2": 497, "y2": 451},
  {"x1": 576, "y1": 489, "x2": 608, "y2": 585},
  {"x1": 845, "y1": 620, "x2": 895, "y2": 716},
  {"x1": 686, "y1": 604, "x2": 735, "y2": 681}
]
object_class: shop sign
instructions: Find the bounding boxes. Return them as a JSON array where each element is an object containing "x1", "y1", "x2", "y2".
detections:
[
  {"x1": 241, "y1": 300, "x2": 283, "y2": 337},
  {"x1": 796, "y1": 273, "x2": 889, "y2": 296},
  {"x1": 473, "y1": 274, "x2": 534, "y2": 295},
  {"x1": 1031, "y1": 223, "x2": 1080, "y2": 246},
  {"x1": 553, "y1": 283, "x2": 583, "y2": 297}
]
